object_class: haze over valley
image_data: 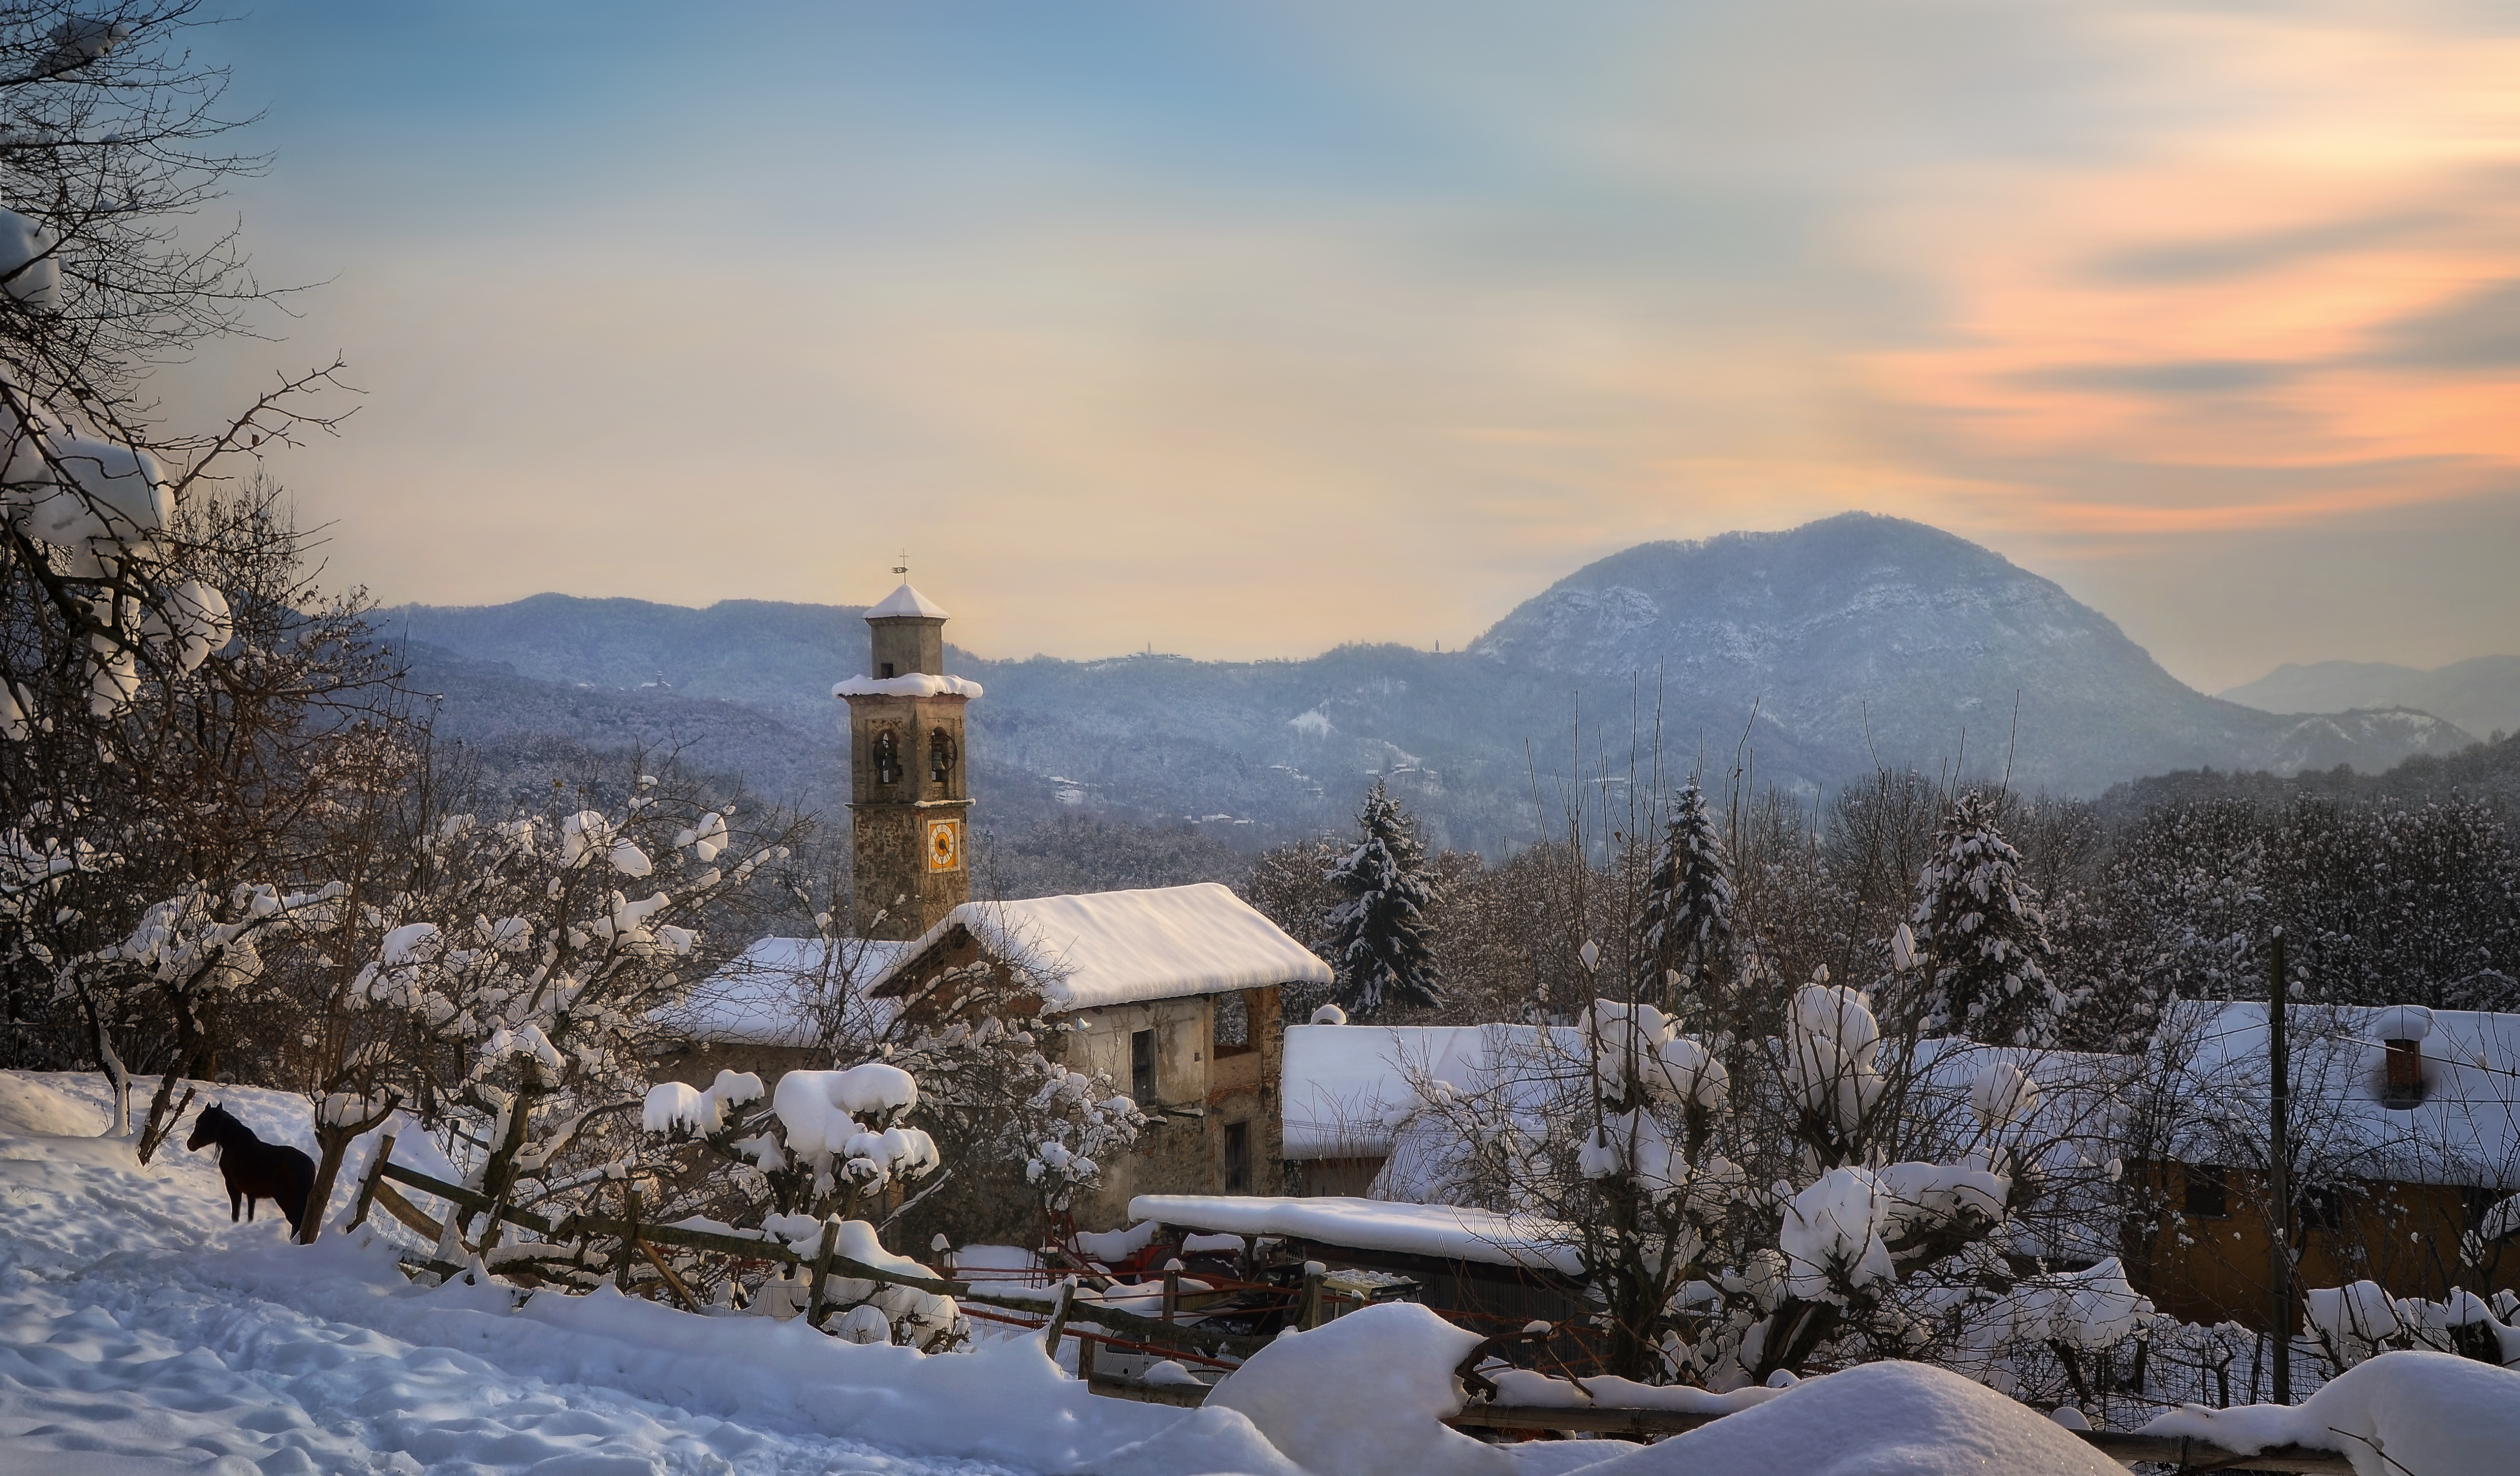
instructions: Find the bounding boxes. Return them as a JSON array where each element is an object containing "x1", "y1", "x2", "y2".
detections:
[{"x1": 389, "y1": 514, "x2": 2494, "y2": 859}]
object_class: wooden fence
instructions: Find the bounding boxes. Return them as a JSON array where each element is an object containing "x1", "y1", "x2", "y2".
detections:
[{"x1": 342, "y1": 1142, "x2": 2358, "y2": 1474}]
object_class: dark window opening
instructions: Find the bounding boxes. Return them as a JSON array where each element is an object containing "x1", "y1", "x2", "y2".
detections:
[
  {"x1": 2298, "y1": 1185, "x2": 2346, "y2": 1234},
  {"x1": 872, "y1": 728, "x2": 902, "y2": 786},
  {"x1": 879, "y1": 661, "x2": 896, "y2": 679},
  {"x1": 1224, "y1": 1121, "x2": 1250, "y2": 1193},
  {"x1": 929, "y1": 727, "x2": 958, "y2": 785},
  {"x1": 1131, "y1": 1029, "x2": 1155, "y2": 1107},
  {"x1": 1213, "y1": 990, "x2": 1254, "y2": 1056},
  {"x1": 2185, "y1": 1164, "x2": 2229, "y2": 1220}
]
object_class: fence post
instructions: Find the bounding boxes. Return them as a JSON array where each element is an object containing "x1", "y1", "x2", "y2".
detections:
[
  {"x1": 1043, "y1": 1279, "x2": 1077, "y2": 1361},
  {"x1": 1078, "y1": 1332, "x2": 1098, "y2": 1383},
  {"x1": 806, "y1": 1218, "x2": 842, "y2": 1328},
  {"x1": 344, "y1": 1134, "x2": 396, "y2": 1234},
  {"x1": 2269, "y1": 928, "x2": 2293, "y2": 1404},
  {"x1": 1300, "y1": 1261, "x2": 1325, "y2": 1330},
  {"x1": 616, "y1": 1184, "x2": 641, "y2": 1291},
  {"x1": 1163, "y1": 1264, "x2": 1181, "y2": 1325}
]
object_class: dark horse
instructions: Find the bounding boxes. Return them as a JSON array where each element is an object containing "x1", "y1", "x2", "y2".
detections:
[{"x1": 187, "y1": 1104, "x2": 316, "y2": 1237}]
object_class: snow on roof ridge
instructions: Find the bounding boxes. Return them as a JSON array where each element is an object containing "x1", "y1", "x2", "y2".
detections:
[
  {"x1": 867, "y1": 582, "x2": 949, "y2": 620},
  {"x1": 869, "y1": 882, "x2": 1333, "y2": 1011}
]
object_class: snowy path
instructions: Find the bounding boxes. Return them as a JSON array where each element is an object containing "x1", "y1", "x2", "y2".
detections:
[{"x1": 0, "y1": 1073, "x2": 1081, "y2": 1476}]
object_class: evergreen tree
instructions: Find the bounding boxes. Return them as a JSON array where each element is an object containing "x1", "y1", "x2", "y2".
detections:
[
  {"x1": 1636, "y1": 780, "x2": 1733, "y2": 1012},
  {"x1": 1907, "y1": 790, "x2": 2065, "y2": 1046},
  {"x1": 1322, "y1": 780, "x2": 1442, "y2": 1015}
]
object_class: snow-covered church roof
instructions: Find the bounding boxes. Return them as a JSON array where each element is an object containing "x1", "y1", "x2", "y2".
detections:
[
  {"x1": 866, "y1": 582, "x2": 950, "y2": 620},
  {"x1": 868, "y1": 883, "x2": 1332, "y2": 1013}
]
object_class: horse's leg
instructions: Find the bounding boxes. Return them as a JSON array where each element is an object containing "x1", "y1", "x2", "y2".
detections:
[{"x1": 230, "y1": 1185, "x2": 243, "y2": 1222}]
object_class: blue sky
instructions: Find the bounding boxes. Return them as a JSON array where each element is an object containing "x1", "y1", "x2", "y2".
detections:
[{"x1": 169, "y1": 1, "x2": 2520, "y2": 689}]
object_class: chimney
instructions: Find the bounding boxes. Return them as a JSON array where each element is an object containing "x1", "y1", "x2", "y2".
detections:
[
  {"x1": 2374, "y1": 1005, "x2": 2433, "y2": 1108},
  {"x1": 2384, "y1": 1038, "x2": 2422, "y2": 1093}
]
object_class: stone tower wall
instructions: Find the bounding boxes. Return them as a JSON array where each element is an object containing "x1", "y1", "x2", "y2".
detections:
[{"x1": 845, "y1": 689, "x2": 972, "y2": 941}]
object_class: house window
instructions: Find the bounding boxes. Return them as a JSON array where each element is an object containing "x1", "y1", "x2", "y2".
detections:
[
  {"x1": 1213, "y1": 990, "x2": 1254, "y2": 1056},
  {"x1": 2298, "y1": 1185, "x2": 2345, "y2": 1234},
  {"x1": 1131, "y1": 1029, "x2": 1155, "y2": 1107},
  {"x1": 1224, "y1": 1121, "x2": 1250, "y2": 1193},
  {"x1": 879, "y1": 661, "x2": 896, "y2": 679},
  {"x1": 2185, "y1": 1165, "x2": 2229, "y2": 1220}
]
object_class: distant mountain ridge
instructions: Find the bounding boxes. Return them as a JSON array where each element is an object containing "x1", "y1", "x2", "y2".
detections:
[
  {"x1": 2220, "y1": 656, "x2": 2520, "y2": 742},
  {"x1": 382, "y1": 514, "x2": 2477, "y2": 857}
]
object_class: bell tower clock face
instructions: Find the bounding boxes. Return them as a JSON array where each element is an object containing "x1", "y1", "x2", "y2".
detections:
[{"x1": 924, "y1": 816, "x2": 964, "y2": 873}]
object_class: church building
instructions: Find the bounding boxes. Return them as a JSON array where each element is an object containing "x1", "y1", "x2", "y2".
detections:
[{"x1": 664, "y1": 578, "x2": 1330, "y2": 1227}]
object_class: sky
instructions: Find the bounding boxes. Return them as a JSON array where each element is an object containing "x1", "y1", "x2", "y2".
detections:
[{"x1": 162, "y1": 0, "x2": 2520, "y2": 691}]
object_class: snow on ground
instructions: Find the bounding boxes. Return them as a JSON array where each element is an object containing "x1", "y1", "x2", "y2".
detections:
[
  {"x1": 1561, "y1": 1361, "x2": 2124, "y2": 1476},
  {"x1": 0, "y1": 1072, "x2": 1177, "y2": 1475},
  {"x1": 8, "y1": 1070, "x2": 2507, "y2": 1476},
  {"x1": 2139, "y1": 1349, "x2": 2520, "y2": 1476}
]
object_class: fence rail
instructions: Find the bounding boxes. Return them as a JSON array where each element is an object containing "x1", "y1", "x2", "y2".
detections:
[{"x1": 342, "y1": 1148, "x2": 2360, "y2": 1474}]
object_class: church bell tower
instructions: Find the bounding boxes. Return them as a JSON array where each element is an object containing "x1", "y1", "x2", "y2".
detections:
[{"x1": 836, "y1": 577, "x2": 978, "y2": 940}]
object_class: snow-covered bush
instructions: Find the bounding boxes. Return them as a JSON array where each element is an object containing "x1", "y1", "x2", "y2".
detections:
[{"x1": 326, "y1": 777, "x2": 802, "y2": 1267}]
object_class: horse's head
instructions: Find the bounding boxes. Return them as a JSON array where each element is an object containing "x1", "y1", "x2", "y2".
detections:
[{"x1": 186, "y1": 1103, "x2": 232, "y2": 1152}]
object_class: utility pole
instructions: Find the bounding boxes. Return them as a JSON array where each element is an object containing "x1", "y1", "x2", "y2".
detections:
[{"x1": 2269, "y1": 927, "x2": 2292, "y2": 1404}]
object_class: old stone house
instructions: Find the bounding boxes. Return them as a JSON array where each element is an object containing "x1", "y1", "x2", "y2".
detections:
[{"x1": 867, "y1": 884, "x2": 1332, "y2": 1225}]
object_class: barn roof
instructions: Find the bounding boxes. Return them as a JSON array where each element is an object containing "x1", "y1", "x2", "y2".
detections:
[
  {"x1": 2156, "y1": 1000, "x2": 2520, "y2": 1190},
  {"x1": 655, "y1": 935, "x2": 910, "y2": 1047},
  {"x1": 867, "y1": 883, "x2": 1332, "y2": 1013}
]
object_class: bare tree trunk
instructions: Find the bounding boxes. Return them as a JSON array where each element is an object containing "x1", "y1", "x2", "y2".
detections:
[
  {"x1": 68, "y1": 973, "x2": 133, "y2": 1136},
  {"x1": 298, "y1": 1098, "x2": 400, "y2": 1244},
  {"x1": 135, "y1": 1078, "x2": 195, "y2": 1165}
]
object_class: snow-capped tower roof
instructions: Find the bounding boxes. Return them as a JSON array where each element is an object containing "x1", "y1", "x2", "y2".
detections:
[{"x1": 867, "y1": 582, "x2": 949, "y2": 620}]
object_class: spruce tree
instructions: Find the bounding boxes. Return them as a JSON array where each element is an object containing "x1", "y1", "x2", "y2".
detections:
[
  {"x1": 1909, "y1": 790, "x2": 2064, "y2": 1046},
  {"x1": 1636, "y1": 780, "x2": 1733, "y2": 1012},
  {"x1": 1322, "y1": 780, "x2": 1443, "y2": 1015}
]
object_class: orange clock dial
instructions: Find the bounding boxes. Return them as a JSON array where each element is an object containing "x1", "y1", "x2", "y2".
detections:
[{"x1": 925, "y1": 817, "x2": 963, "y2": 873}]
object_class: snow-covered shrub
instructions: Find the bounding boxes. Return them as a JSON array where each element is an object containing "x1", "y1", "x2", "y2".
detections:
[{"x1": 327, "y1": 777, "x2": 801, "y2": 1271}]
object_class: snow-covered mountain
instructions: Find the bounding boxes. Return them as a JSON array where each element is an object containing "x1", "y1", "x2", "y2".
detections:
[
  {"x1": 384, "y1": 514, "x2": 2477, "y2": 857},
  {"x1": 1464, "y1": 514, "x2": 2472, "y2": 793},
  {"x1": 2221, "y1": 656, "x2": 2520, "y2": 743}
]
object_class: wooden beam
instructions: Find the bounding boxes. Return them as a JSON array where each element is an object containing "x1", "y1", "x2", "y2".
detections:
[
  {"x1": 1086, "y1": 1374, "x2": 1213, "y2": 1408},
  {"x1": 1447, "y1": 1405, "x2": 1721, "y2": 1438},
  {"x1": 634, "y1": 1237, "x2": 703, "y2": 1312},
  {"x1": 2080, "y1": 1432, "x2": 2356, "y2": 1475}
]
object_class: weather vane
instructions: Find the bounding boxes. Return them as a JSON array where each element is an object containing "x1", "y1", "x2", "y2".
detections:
[{"x1": 893, "y1": 549, "x2": 909, "y2": 579}]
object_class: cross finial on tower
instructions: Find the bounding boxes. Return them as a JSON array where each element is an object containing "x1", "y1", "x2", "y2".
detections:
[{"x1": 892, "y1": 550, "x2": 909, "y2": 579}]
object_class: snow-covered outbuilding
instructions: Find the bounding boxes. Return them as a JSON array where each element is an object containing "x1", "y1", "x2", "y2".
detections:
[
  {"x1": 649, "y1": 935, "x2": 910, "y2": 1089},
  {"x1": 869, "y1": 883, "x2": 1332, "y2": 1222},
  {"x1": 1129, "y1": 1191, "x2": 1589, "y2": 1329},
  {"x1": 2132, "y1": 1000, "x2": 2520, "y2": 1329},
  {"x1": 1279, "y1": 1020, "x2": 1582, "y2": 1196}
]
